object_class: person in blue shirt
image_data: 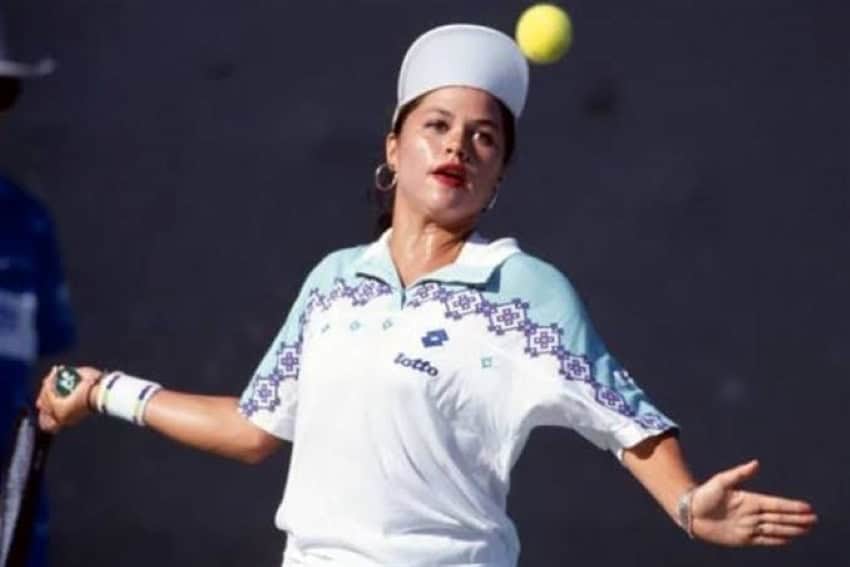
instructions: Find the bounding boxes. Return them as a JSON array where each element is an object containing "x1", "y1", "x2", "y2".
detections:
[{"x1": 0, "y1": 18, "x2": 74, "y2": 567}]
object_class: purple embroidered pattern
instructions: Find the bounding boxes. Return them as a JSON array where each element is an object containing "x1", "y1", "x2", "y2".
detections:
[
  {"x1": 241, "y1": 277, "x2": 392, "y2": 417},
  {"x1": 445, "y1": 289, "x2": 485, "y2": 320},
  {"x1": 300, "y1": 278, "x2": 392, "y2": 327},
  {"x1": 408, "y1": 284, "x2": 668, "y2": 430},
  {"x1": 593, "y1": 384, "x2": 635, "y2": 416},
  {"x1": 525, "y1": 323, "x2": 562, "y2": 357},
  {"x1": 407, "y1": 282, "x2": 451, "y2": 308},
  {"x1": 634, "y1": 412, "x2": 670, "y2": 430},
  {"x1": 487, "y1": 299, "x2": 531, "y2": 335},
  {"x1": 558, "y1": 349, "x2": 593, "y2": 382},
  {"x1": 240, "y1": 342, "x2": 299, "y2": 417}
]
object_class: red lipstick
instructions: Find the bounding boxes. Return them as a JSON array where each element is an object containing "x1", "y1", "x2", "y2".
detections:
[{"x1": 431, "y1": 162, "x2": 467, "y2": 188}]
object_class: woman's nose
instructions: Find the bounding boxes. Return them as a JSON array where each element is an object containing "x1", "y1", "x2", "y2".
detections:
[{"x1": 445, "y1": 132, "x2": 469, "y2": 161}]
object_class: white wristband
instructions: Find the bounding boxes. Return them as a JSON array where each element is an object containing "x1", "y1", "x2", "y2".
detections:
[{"x1": 98, "y1": 371, "x2": 162, "y2": 426}]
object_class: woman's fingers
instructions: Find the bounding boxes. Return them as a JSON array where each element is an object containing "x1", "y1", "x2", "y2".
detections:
[
  {"x1": 738, "y1": 492, "x2": 818, "y2": 546},
  {"x1": 749, "y1": 493, "x2": 814, "y2": 514},
  {"x1": 36, "y1": 368, "x2": 59, "y2": 431},
  {"x1": 758, "y1": 511, "x2": 818, "y2": 526},
  {"x1": 752, "y1": 535, "x2": 791, "y2": 546},
  {"x1": 38, "y1": 410, "x2": 58, "y2": 433},
  {"x1": 747, "y1": 514, "x2": 816, "y2": 547},
  {"x1": 757, "y1": 522, "x2": 813, "y2": 538},
  {"x1": 712, "y1": 459, "x2": 760, "y2": 489}
]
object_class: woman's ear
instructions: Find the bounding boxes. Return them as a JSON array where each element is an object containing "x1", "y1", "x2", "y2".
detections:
[{"x1": 385, "y1": 132, "x2": 398, "y2": 172}]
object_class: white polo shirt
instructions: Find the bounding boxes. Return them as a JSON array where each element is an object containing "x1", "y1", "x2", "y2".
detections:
[{"x1": 239, "y1": 231, "x2": 676, "y2": 567}]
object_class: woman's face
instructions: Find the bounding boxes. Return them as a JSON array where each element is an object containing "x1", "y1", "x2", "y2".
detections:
[{"x1": 386, "y1": 86, "x2": 507, "y2": 229}]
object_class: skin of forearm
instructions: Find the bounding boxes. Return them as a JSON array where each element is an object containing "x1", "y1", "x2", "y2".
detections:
[
  {"x1": 89, "y1": 384, "x2": 281, "y2": 464},
  {"x1": 621, "y1": 432, "x2": 697, "y2": 523}
]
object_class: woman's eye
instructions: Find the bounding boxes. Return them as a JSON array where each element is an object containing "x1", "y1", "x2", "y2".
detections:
[
  {"x1": 474, "y1": 130, "x2": 496, "y2": 147},
  {"x1": 425, "y1": 120, "x2": 449, "y2": 132}
]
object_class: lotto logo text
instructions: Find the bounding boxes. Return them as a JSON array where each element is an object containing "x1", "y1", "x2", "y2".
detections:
[{"x1": 394, "y1": 353, "x2": 438, "y2": 376}]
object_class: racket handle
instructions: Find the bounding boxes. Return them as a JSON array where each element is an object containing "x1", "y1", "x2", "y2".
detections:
[{"x1": 54, "y1": 366, "x2": 81, "y2": 397}]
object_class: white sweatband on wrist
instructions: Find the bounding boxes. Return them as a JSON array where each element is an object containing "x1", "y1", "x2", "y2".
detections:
[{"x1": 98, "y1": 371, "x2": 162, "y2": 426}]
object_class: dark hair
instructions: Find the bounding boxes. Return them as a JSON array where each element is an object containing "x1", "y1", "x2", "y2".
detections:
[
  {"x1": 372, "y1": 94, "x2": 517, "y2": 236},
  {"x1": 0, "y1": 78, "x2": 21, "y2": 112}
]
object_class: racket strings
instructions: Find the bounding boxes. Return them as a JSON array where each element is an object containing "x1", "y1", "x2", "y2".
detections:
[{"x1": 0, "y1": 411, "x2": 36, "y2": 565}]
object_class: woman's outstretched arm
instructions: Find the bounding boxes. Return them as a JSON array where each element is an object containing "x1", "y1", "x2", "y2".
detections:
[{"x1": 36, "y1": 366, "x2": 283, "y2": 464}]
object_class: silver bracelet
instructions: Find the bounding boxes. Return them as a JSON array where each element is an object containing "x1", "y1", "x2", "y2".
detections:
[{"x1": 676, "y1": 486, "x2": 697, "y2": 539}]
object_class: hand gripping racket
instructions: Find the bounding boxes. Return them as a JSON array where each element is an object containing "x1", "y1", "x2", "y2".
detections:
[{"x1": 0, "y1": 366, "x2": 81, "y2": 566}]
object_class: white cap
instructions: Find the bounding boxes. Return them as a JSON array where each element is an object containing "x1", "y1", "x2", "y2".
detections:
[{"x1": 394, "y1": 24, "x2": 529, "y2": 126}]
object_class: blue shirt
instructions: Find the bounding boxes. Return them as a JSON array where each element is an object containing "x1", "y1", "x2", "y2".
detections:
[{"x1": 0, "y1": 175, "x2": 76, "y2": 457}]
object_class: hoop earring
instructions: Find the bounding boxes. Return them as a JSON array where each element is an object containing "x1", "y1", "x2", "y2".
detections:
[
  {"x1": 483, "y1": 192, "x2": 498, "y2": 212},
  {"x1": 374, "y1": 163, "x2": 397, "y2": 192}
]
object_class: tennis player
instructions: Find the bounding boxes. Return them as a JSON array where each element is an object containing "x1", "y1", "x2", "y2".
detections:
[{"x1": 36, "y1": 24, "x2": 816, "y2": 566}]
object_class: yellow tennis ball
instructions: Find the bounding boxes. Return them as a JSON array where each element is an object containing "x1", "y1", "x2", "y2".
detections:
[{"x1": 515, "y1": 4, "x2": 573, "y2": 64}]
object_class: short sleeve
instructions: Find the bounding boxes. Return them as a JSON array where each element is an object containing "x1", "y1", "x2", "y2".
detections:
[
  {"x1": 32, "y1": 206, "x2": 76, "y2": 355},
  {"x1": 238, "y1": 265, "x2": 320, "y2": 441},
  {"x1": 508, "y1": 260, "x2": 677, "y2": 459}
]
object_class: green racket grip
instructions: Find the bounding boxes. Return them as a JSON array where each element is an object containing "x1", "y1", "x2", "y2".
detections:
[{"x1": 54, "y1": 366, "x2": 82, "y2": 397}]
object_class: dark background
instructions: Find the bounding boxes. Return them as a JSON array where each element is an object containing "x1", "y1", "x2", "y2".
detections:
[{"x1": 2, "y1": 1, "x2": 847, "y2": 565}]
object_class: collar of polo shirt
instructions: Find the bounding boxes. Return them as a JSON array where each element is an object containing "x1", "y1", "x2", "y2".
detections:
[{"x1": 353, "y1": 229, "x2": 520, "y2": 288}]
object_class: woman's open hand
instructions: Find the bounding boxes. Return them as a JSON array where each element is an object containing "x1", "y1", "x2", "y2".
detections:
[{"x1": 692, "y1": 459, "x2": 817, "y2": 546}]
